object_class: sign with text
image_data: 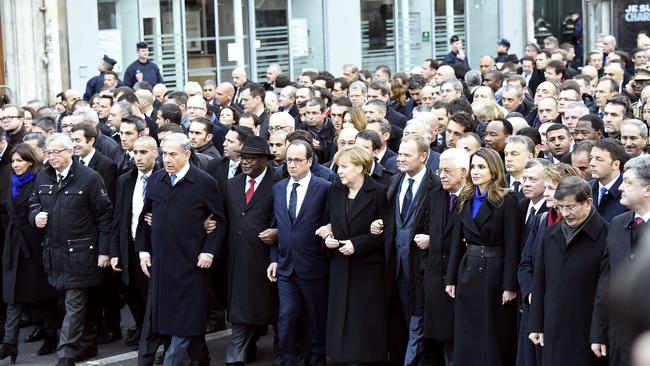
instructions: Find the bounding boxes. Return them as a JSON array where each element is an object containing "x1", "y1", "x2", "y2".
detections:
[{"x1": 614, "y1": 1, "x2": 650, "y2": 50}]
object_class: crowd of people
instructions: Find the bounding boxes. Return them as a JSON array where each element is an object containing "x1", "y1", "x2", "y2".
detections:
[{"x1": 1, "y1": 27, "x2": 650, "y2": 366}]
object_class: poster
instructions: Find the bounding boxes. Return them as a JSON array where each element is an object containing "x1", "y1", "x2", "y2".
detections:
[
  {"x1": 613, "y1": 1, "x2": 650, "y2": 50},
  {"x1": 290, "y1": 18, "x2": 309, "y2": 58}
]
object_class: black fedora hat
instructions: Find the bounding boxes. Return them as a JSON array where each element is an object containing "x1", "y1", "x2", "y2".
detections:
[{"x1": 235, "y1": 136, "x2": 275, "y2": 159}]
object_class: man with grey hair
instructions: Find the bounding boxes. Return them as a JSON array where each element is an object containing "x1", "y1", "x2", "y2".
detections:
[
  {"x1": 348, "y1": 81, "x2": 368, "y2": 108},
  {"x1": 278, "y1": 85, "x2": 298, "y2": 118},
  {"x1": 415, "y1": 147, "x2": 469, "y2": 366},
  {"x1": 136, "y1": 132, "x2": 224, "y2": 366},
  {"x1": 504, "y1": 135, "x2": 535, "y2": 195},
  {"x1": 501, "y1": 84, "x2": 531, "y2": 116},
  {"x1": 30, "y1": 133, "x2": 113, "y2": 365},
  {"x1": 520, "y1": 158, "x2": 551, "y2": 230},
  {"x1": 264, "y1": 63, "x2": 283, "y2": 90},
  {"x1": 440, "y1": 78, "x2": 464, "y2": 103},
  {"x1": 74, "y1": 106, "x2": 122, "y2": 162},
  {"x1": 563, "y1": 102, "x2": 590, "y2": 134},
  {"x1": 386, "y1": 118, "x2": 440, "y2": 172},
  {"x1": 620, "y1": 119, "x2": 648, "y2": 157},
  {"x1": 591, "y1": 155, "x2": 650, "y2": 364},
  {"x1": 269, "y1": 111, "x2": 296, "y2": 135}
]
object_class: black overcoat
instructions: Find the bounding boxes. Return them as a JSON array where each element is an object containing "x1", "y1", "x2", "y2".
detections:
[
  {"x1": 445, "y1": 192, "x2": 521, "y2": 366},
  {"x1": 420, "y1": 187, "x2": 456, "y2": 342},
  {"x1": 2, "y1": 179, "x2": 56, "y2": 304},
  {"x1": 223, "y1": 170, "x2": 279, "y2": 325},
  {"x1": 325, "y1": 178, "x2": 388, "y2": 363},
  {"x1": 528, "y1": 209, "x2": 608, "y2": 366},
  {"x1": 135, "y1": 165, "x2": 225, "y2": 336}
]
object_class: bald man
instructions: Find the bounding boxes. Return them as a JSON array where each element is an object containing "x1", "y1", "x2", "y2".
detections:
[{"x1": 232, "y1": 67, "x2": 250, "y2": 105}]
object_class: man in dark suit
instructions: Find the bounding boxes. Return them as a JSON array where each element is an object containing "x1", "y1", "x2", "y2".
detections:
[
  {"x1": 591, "y1": 155, "x2": 650, "y2": 365},
  {"x1": 366, "y1": 118, "x2": 398, "y2": 172},
  {"x1": 519, "y1": 158, "x2": 551, "y2": 240},
  {"x1": 504, "y1": 135, "x2": 535, "y2": 200},
  {"x1": 415, "y1": 148, "x2": 469, "y2": 366},
  {"x1": 365, "y1": 105, "x2": 404, "y2": 154},
  {"x1": 370, "y1": 135, "x2": 441, "y2": 366},
  {"x1": 109, "y1": 136, "x2": 159, "y2": 350},
  {"x1": 590, "y1": 138, "x2": 629, "y2": 222},
  {"x1": 207, "y1": 125, "x2": 254, "y2": 200},
  {"x1": 117, "y1": 116, "x2": 148, "y2": 175},
  {"x1": 135, "y1": 133, "x2": 224, "y2": 366},
  {"x1": 367, "y1": 81, "x2": 408, "y2": 129},
  {"x1": 70, "y1": 123, "x2": 117, "y2": 202},
  {"x1": 222, "y1": 136, "x2": 280, "y2": 365},
  {"x1": 355, "y1": 129, "x2": 394, "y2": 188},
  {"x1": 268, "y1": 140, "x2": 331, "y2": 366},
  {"x1": 240, "y1": 84, "x2": 270, "y2": 139}
]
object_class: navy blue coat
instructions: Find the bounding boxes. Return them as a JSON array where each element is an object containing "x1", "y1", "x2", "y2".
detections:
[
  {"x1": 591, "y1": 175, "x2": 628, "y2": 222},
  {"x1": 271, "y1": 174, "x2": 331, "y2": 279},
  {"x1": 123, "y1": 59, "x2": 164, "y2": 87},
  {"x1": 135, "y1": 165, "x2": 224, "y2": 336}
]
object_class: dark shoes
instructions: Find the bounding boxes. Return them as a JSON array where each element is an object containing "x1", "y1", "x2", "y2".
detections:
[
  {"x1": 97, "y1": 327, "x2": 122, "y2": 345},
  {"x1": 24, "y1": 328, "x2": 45, "y2": 343},
  {"x1": 124, "y1": 326, "x2": 141, "y2": 347},
  {"x1": 38, "y1": 336, "x2": 58, "y2": 356},
  {"x1": 55, "y1": 358, "x2": 74, "y2": 366},
  {"x1": 0, "y1": 343, "x2": 17, "y2": 364},
  {"x1": 74, "y1": 346, "x2": 97, "y2": 362}
]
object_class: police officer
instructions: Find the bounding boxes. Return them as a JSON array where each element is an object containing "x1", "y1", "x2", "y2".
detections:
[{"x1": 123, "y1": 42, "x2": 164, "y2": 88}]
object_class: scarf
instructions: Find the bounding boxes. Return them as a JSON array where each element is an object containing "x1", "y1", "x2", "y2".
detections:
[
  {"x1": 546, "y1": 207, "x2": 563, "y2": 225},
  {"x1": 11, "y1": 171, "x2": 35, "y2": 200},
  {"x1": 560, "y1": 206, "x2": 596, "y2": 245},
  {"x1": 471, "y1": 187, "x2": 488, "y2": 219}
]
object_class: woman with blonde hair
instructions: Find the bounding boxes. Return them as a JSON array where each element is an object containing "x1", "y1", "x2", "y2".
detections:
[
  {"x1": 316, "y1": 145, "x2": 388, "y2": 363},
  {"x1": 472, "y1": 100, "x2": 506, "y2": 123},
  {"x1": 445, "y1": 147, "x2": 521, "y2": 366},
  {"x1": 342, "y1": 107, "x2": 367, "y2": 131}
]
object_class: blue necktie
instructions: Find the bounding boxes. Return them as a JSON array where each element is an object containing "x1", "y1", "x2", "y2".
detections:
[
  {"x1": 170, "y1": 174, "x2": 177, "y2": 186},
  {"x1": 141, "y1": 175, "x2": 148, "y2": 200},
  {"x1": 401, "y1": 178, "x2": 414, "y2": 220},
  {"x1": 288, "y1": 182, "x2": 299, "y2": 222},
  {"x1": 599, "y1": 187, "x2": 608, "y2": 206}
]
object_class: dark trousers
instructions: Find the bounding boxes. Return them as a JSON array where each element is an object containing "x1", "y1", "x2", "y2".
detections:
[
  {"x1": 137, "y1": 285, "x2": 209, "y2": 366},
  {"x1": 58, "y1": 289, "x2": 96, "y2": 359},
  {"x1": 226, "y1": 323, "x2": 257, "y2": 363},
  {"x1": 89, "y1": 268, "x2": 122, "y2": 334},
  {"x1": 122, "y1": 245, "x2": 148, "y2": 328},
  {"x1": 4, "y1": 299, "x2": 58, "y2": 346},
  {"x1": 426, "y1": 339, "x2": 453, "y2": 366},
  {"x1": 397, "y1": 277, "x2": 425, "y2": 366},
  {"x1": 516, "y1": 304, "x2": 541, "y2": 366},
  {"x1": 277, "y1": 275, "x2": 327, "y2": 366}
]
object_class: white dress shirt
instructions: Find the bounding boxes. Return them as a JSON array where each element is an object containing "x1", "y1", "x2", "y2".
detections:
[
  {"x1": 286, "y1": 172, "x2": 312, "y2": 217},
  {"x1": 132, "y1": 170, "x2": 152, "y2": 239},
  {"x1": 399, "y1": 167, "x2": 426, "y2": 213},
  {"x1": 228, "y1": 159, "x2": 240, "y2": 179},
  {"x1": 57, "y1": 161, "x2": 73, "y2": 181},
  {"x1": 598, "y1": 173, "x2": 620, "y2": 202},
  {"x1": 80, "y1": 148, "x2": 96, "y2": 166}
]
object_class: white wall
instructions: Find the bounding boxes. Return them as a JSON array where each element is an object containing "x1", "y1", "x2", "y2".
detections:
[
  {"x1": 499, "y1": 0, "x2": 526, "y2": 57},
  {"x1": 324, "y1": 0, "x2": 362, "y2": 77},
  {"x1": 66, "y1": 0, "x2": 100, "y2": 93}
]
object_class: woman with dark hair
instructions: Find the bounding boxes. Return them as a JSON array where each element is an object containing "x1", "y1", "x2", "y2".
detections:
[
  {"x1": 389, "y1": 79, "x2": 408, "y2": 115},
  {"x1": 445, "y1": 147, "x2": 521, "y2": 366},
  {"x1": 0, "y1": 144, "x2": 58, "y2": 362},
  {"x1": 219, "y1": 105, "x2": 240, "y2": 127}
]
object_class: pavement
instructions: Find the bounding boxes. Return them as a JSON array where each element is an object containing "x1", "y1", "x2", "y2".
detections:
[{"x1": 4, "y1": 314, "x2": 275, "y2": 366}]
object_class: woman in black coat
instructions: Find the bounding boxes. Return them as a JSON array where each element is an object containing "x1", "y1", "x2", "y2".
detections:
[
  {"x1": 316, "y1": 145, "x2": 388, "y2": 364},
  {"x1": 445, "y1": 148, "x2": 521, "y2": 366},
  {"x1": 0, "y1": 144, "x2": 58, "y2": 362}
]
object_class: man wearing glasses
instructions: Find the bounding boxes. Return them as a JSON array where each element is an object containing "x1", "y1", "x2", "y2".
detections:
[
  {"x1": 0, "y1": 105, "x2": 27, "y2": 147},
  {"x1": 29, "y1": 133, "x2": 113, "y2": 366},
  {"x1": 528, "y1": 176, "x2": 608, "y2": 366}
]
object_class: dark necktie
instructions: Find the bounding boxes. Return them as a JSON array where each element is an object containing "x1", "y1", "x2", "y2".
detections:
[
  {"x1": 526, "y1": 206, "x2": 537, "y2": 224},
  {"x1": 512, "y1": 181, "x2": 521, "y2": 192},
  {"x1": 599, "y1": 187, "x2": 608, "y2": 206},
  {"x1": 401, "y1": 178, "x2": 414, "y2": 221},
  {"x1": 80, "y1": 159, "x2": 86, "y2": 166},
  {"x1": 635, "y1": 217, "x2": 645, "y2": 226},
  {"x1": 449, "y1": 193, "x2": 458, "y2": 213},
  {"x1": 288, "y1": 182, "x2": 299, "y2": 221},
  {"x1": 245, "y1": 179, "x2": 256, "y2": 205},
  {"x1": 57, "y1": 173, "x2": 64, "y2": 184}
]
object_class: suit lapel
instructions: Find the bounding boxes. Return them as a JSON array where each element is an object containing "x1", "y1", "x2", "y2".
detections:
[
  {"x1": 231, "y1": 174, "x2": 247, "y2": 210},
  {"x1": 458, "y1": 202, "x2": 482, "y2": 238},
  {"x1": 474, "y1": 200, "x2": 493, "y2": 230}
]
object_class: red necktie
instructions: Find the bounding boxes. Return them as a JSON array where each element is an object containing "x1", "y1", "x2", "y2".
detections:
[
  {"x1": 245, "y1": 179, "x2": 255, "y2": 204},
  {"x1": 635, "y1": 217, "x2": 645, "y2": 226}
]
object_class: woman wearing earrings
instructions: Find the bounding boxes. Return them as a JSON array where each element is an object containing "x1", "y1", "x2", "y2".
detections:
[{"x1": 445, "y1": 147, "x2": 521, "y2": 366}]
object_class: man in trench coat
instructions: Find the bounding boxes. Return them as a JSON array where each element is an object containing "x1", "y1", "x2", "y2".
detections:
[
  {"x1": 135, "y1": 133, "x2": 224, "y2": 366},
  {"x1": 222, "y1": 136, "x2": 280, "y2": 365}
]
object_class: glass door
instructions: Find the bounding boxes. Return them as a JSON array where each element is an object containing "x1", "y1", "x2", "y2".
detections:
[
  {"x1": 216, "y1": 0, "x2": 252, "y2": 83},
  {"x1": 361, "y1": 0, "x2": 396, "y2": 72},
  {"x1": 185, "y1": 0, "x2": 218, "y2": 84},
  {"x1": 254, "y1": 0, "x2": 289, "y2": 82}
]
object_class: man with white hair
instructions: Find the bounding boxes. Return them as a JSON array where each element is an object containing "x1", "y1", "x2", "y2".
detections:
[
  {"x1": 72, "y1": 106, "x2": 122, "y2": 162},
  {"x1": 184, "y1": 82, "x2": 202, "y2": 98},
  {"x1": 152, "y1": 84, "x2": 167, "y2": 104},
  {"x1": 268, "y1": 112, "x2": 295, "y2": 135},
  {"x1": 620, "y1": 119, "x2": 648, "y2": 157},
  {"x1": 264, "y1": 63, "x2": 283, "y2": 90},
  {"x1": 415, "y1": 147, "x2": 469, "y2": 366},
  {"x1": 563, "y1": 102, "x2": 590, "y2": 134}
]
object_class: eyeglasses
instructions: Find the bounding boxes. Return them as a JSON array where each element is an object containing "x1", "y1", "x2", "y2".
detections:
[
  {"x1": 286, "y1": 158, "x2": 306, "y2": 165},
  {"x1": 239, "y1": 155, "x2": 259, "y2": 162},
  {"x1": 45, "y1": 149, "x2": 70, "y2": 157},
  {"x1": 268, "y1": 125, "x2": 290, "y2": 132},
  {"x1": 435, "y1": 168, "x2": 460, "y2": 176},
  {"x1": 186, "y1": 106, "x2": 205, "y2": 111},
  {"x1": 0, "y1": 116, "x2": 21, "y2": 122},
  {"x1": 555, "y1": 202, "x2": 585, "y2": 212}
]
